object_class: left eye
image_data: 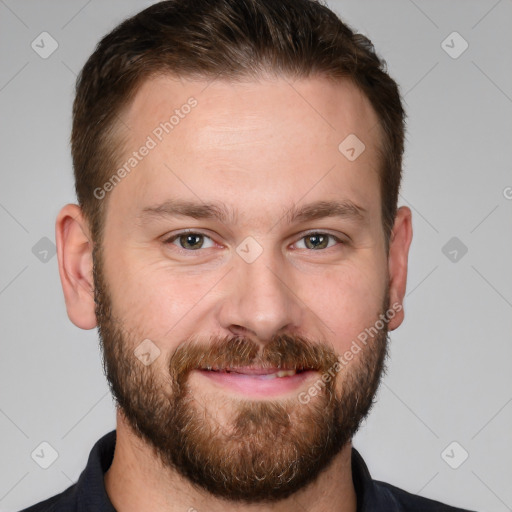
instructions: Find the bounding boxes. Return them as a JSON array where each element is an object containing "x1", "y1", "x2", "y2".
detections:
[
  {"x1": 166, "y1": 232, "x2": 215, "y2": 250},
  {"x1": 294, "y1": 233, "x2": 341, "y2": 250}
]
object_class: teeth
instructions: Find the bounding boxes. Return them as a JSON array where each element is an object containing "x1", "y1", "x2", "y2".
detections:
[
  {"x1": 246, "y1": 370, "x2": 297, "y2": 378},
  {"x1": 276, "y1": 370, "x2": 296, "y2": 377},
  {"x1": 261, "y1": 370, "x2": 297, "y2": 379},
  {"x1": 203, "y1": 368, "x2": 297, "y2": 377}
]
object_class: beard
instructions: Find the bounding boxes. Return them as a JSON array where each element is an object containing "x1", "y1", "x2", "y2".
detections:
[{"x1": 93, "y1": 245, "x2": 390, "y2": 503}]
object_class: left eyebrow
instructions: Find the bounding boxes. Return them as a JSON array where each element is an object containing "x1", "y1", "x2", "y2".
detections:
[{"x1": 283, "y1": 199, "x2": 367, "y2": 225}]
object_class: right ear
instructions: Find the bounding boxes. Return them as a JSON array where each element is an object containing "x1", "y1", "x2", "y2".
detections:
[{"x1": 55, "y1": 204, "x2": 97, "y2": 329}]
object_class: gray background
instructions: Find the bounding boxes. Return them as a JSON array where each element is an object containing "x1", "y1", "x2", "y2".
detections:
[{"x1": 1, "y1": 1, "x2": 511, "y2": 511}]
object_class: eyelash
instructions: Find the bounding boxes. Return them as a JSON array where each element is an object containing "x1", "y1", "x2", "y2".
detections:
[{"x1": 163, "y1": 230, "x2": 346, "y2": 253}]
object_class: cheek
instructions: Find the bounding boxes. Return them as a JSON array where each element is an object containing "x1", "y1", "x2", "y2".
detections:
[
  {"x1": 103, "y1": 250, "x2": 222, "y2": 340},
  {"x1": 310, "y1": 262, "x2": 387, "y2": 349}
]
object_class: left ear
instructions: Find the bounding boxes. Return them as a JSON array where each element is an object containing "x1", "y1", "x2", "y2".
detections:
[{"x1": 386, "y1": 206, "x2": 413, "y2": 331}]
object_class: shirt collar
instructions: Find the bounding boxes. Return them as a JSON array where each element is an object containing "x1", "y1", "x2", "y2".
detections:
[
  {"x1": 74, "y1": 429, "x2": 117, "y2": 511},
  {"x1": 351, "y1": 446, "x2": 381, "y2": 511}
]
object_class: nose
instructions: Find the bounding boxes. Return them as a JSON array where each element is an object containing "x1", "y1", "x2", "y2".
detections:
[{"x1": 216, "y1": 251, "x2": 304, "y2": 343}]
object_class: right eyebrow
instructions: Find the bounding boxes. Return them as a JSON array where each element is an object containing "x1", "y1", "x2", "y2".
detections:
[{"x1": 137, "y1": 199, "x2": 237, "y2": 225}]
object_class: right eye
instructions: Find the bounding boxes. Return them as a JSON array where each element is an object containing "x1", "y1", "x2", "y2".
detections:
[{"x1": 163, "y1": 231, "x2": 216, "y2": 251}]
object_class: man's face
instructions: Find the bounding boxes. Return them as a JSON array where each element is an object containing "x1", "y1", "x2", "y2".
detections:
[{"x1": 94, "y1": 76, "x2": 393, "y2": 502}]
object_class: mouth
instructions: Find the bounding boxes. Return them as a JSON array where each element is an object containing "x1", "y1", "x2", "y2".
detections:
[
  {"x1": 201, "y1": 366, "x2": 312, "y2": 378},
  {"x1": 194, "y1": 366, "x2": 317, "y2": 397}
]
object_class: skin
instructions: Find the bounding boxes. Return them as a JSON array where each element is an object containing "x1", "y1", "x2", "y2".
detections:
[{"x1": 56, "y1": 75, "x2": 412, "y2": 512}]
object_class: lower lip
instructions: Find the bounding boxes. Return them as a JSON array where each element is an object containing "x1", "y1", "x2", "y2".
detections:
[{"x1": 193, "y1": 369, "x2": 317, "y2": 398}]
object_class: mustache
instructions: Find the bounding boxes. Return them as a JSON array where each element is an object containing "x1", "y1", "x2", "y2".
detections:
[{"x1": 168, "y1": 333, "x2": 340, "y2": 389}]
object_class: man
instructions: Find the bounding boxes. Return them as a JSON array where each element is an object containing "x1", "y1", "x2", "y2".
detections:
[{"x1": 20, "y1": 0, "x2": 476, "y2": 511}]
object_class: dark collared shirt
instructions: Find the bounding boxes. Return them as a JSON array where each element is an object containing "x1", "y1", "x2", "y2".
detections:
[{"x1": 19, "y1": 430, "x2": 476, "y2": 512}]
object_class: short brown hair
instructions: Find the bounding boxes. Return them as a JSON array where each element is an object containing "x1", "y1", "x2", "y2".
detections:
[{"x1": 72, "y1": 0, "x2": 405, "y2": 248}]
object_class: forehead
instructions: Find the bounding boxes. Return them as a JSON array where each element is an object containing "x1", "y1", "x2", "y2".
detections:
[
  {"x1": 110, "y1": 74, "x2": 383, "y2": 227},
  {"x1": 125, "y1": 74, "x2": 380, "y2": 147}
]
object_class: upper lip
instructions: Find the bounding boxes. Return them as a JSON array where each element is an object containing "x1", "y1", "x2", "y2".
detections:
[{"x1": 201, "y1": 366, "x2": 309, "y2": 375}]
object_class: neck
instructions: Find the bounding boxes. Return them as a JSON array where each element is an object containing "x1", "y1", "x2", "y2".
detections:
[{"x1": 105, "y1": 410, "x2": 357, "y2": 512}]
